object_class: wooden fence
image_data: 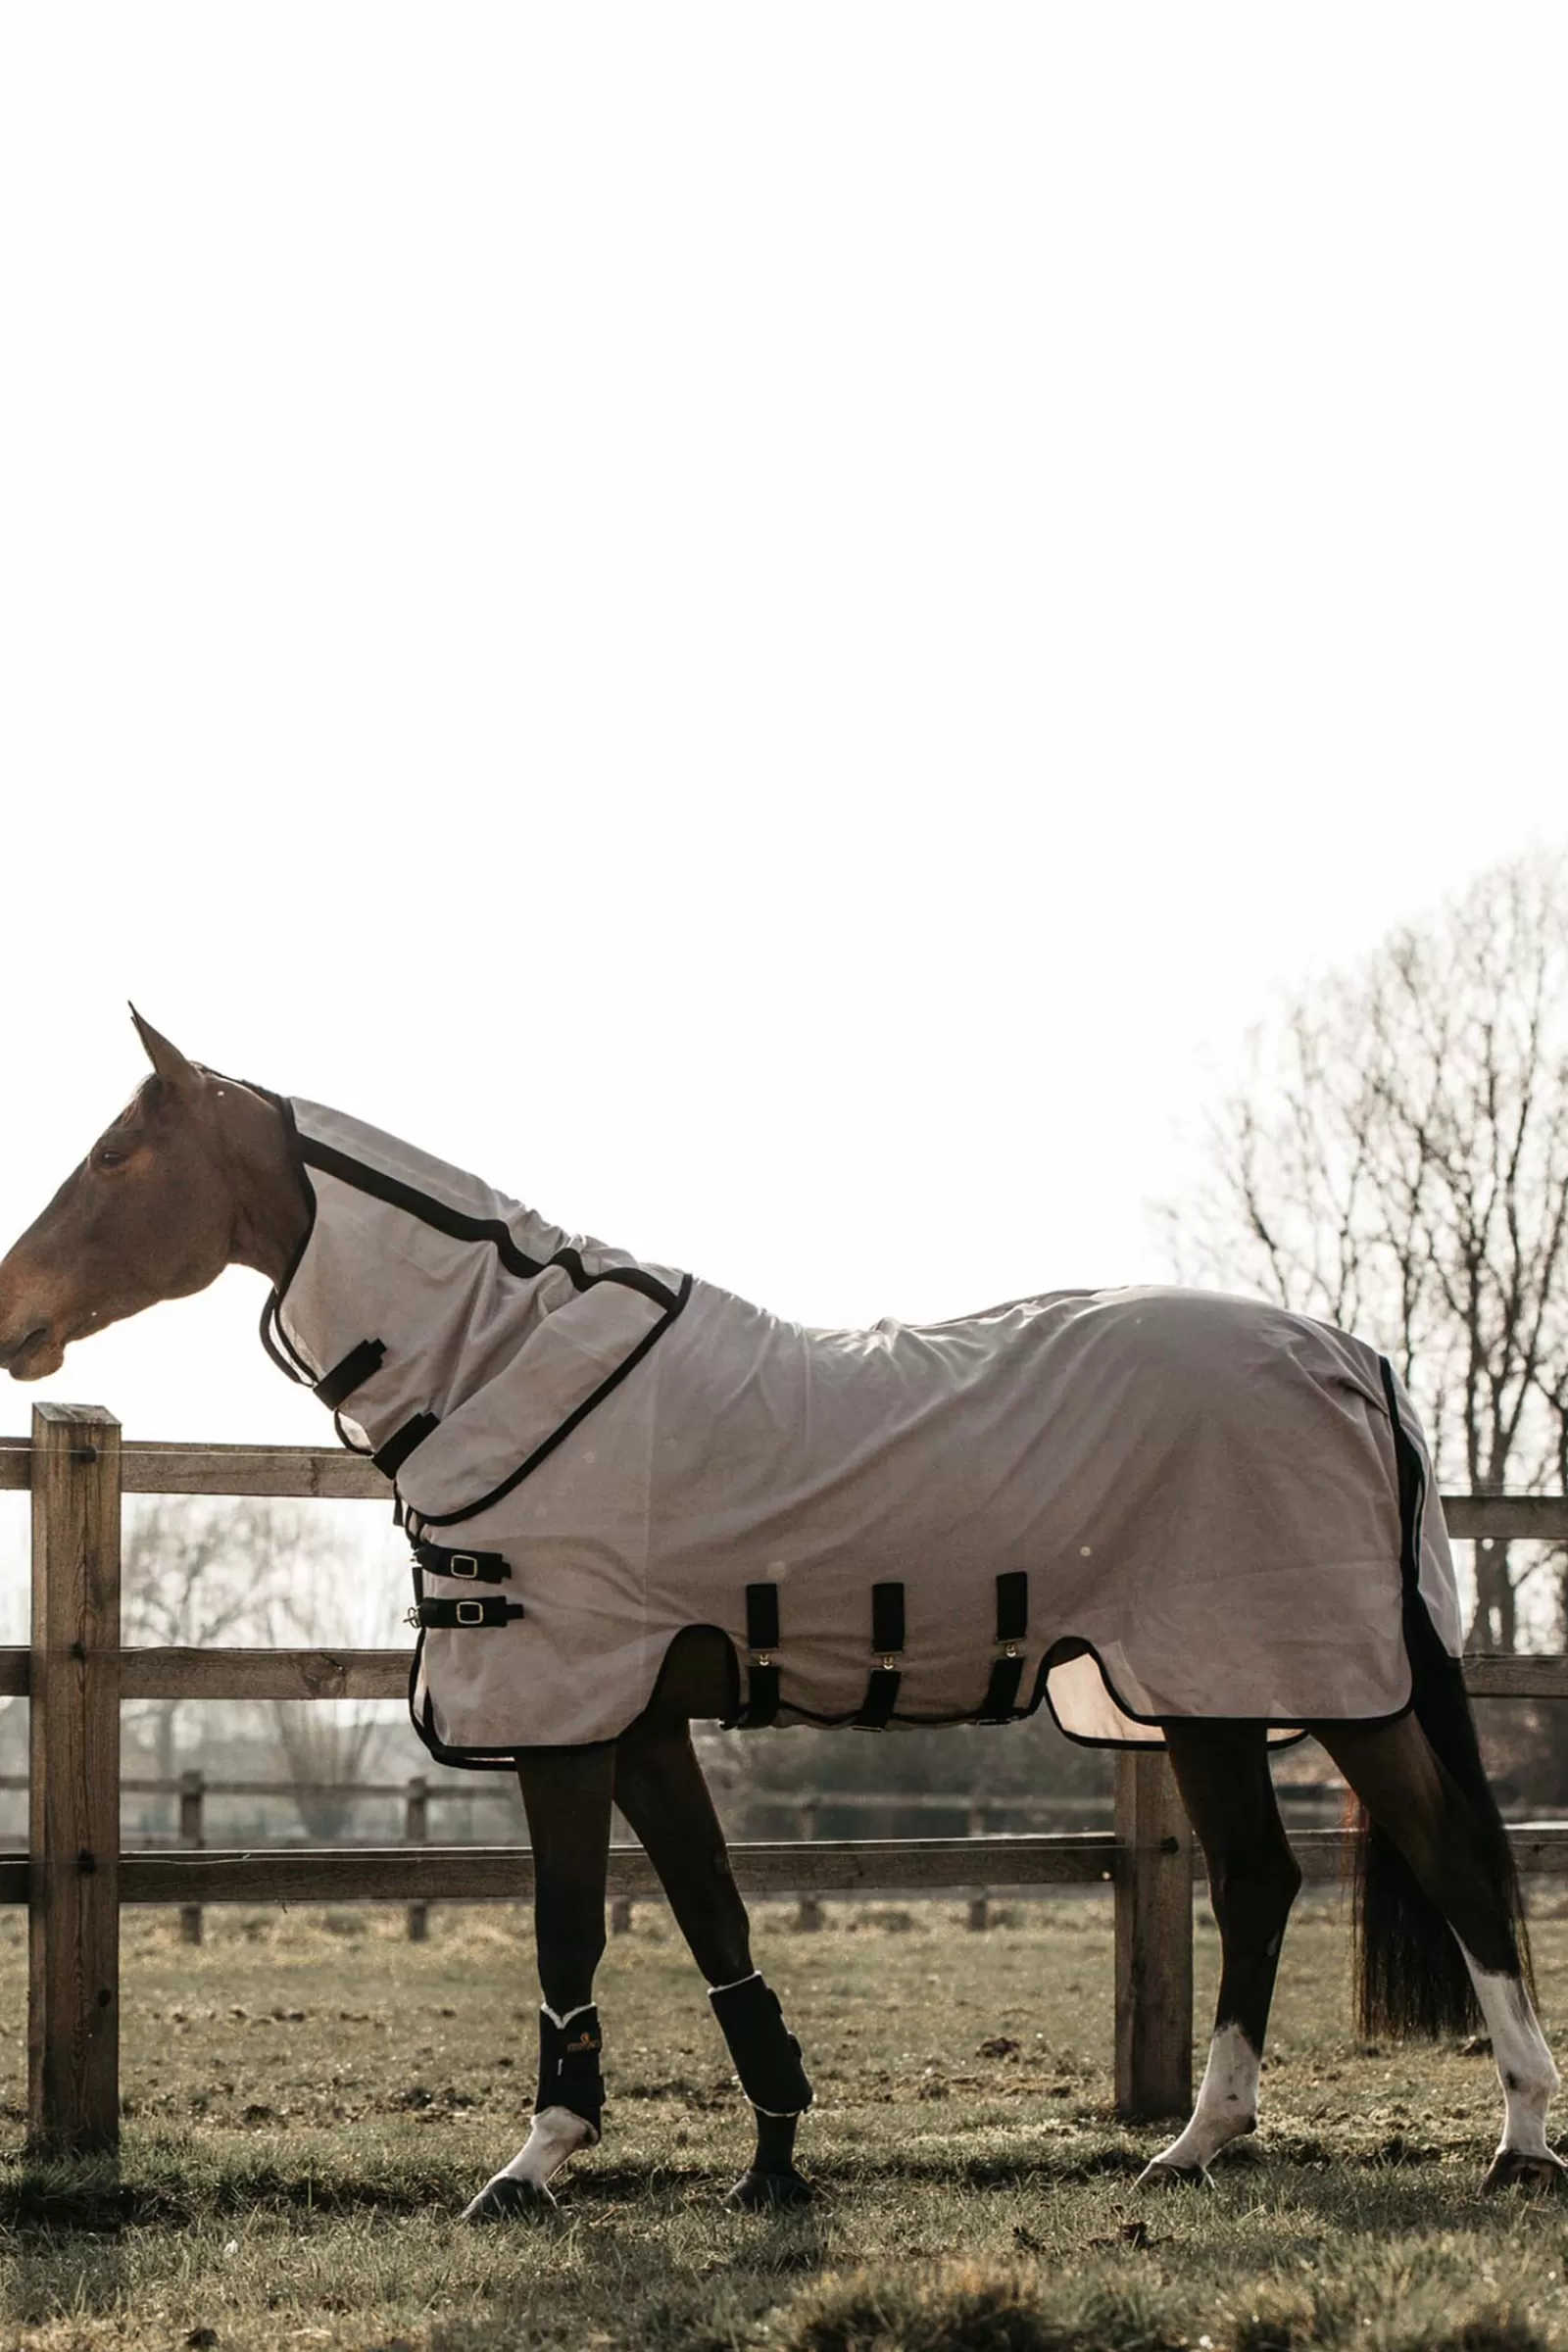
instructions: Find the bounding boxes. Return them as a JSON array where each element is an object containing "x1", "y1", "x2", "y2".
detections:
[
  {"x1": 2, "y1": 1402, "x2": 1567, "y2": 2156},
  {"x1": 0, "y1": 1773, "x2": 1344, "y2": 1945}
]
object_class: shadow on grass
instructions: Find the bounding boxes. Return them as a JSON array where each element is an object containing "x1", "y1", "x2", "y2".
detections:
[
  {"x1": 0, "y1": 2126, "x2": 1552, "y2": 2240},
  {"x1": 0, "y1": 2149, "x2": 457, "y2": 2232}
]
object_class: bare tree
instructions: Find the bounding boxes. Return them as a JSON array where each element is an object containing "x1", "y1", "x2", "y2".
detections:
[
  {"x1": 258, "y1": 1543, "x2": 405, "y2": 1840},
  {"x1": 122, "y1": 1498, "x2": 332, "y2": 1789},
  {"x1": 1161, "y1": 852, "x2": 1568, "y2": 1653},
  {"x1": 121, "y1": 1496, "x2": 408, "y2": 1838},
  {"x1": 263, "y1": 1701, "x2": 392, "y2": 1840}
]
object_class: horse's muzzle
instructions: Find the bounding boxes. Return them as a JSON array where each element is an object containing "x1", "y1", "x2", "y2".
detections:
[{"x1": 0, "y1": 1323, "x2": 64, "y2": 1380}]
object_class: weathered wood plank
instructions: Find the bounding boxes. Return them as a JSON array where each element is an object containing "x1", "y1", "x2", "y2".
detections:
[
  {"x1": 1113, "y1": 1752, "x2": 1194, "y2": 2120},
  {"x1": 3, "y1": 1825, "x2": 1568, "y2": 1911},
  {"x1": 0, "y1": 1439, "x2": 388, "y2": 1498},
  {"x1": 1463, "y1": 1656, "x2": 1568, "y2": 1699},
  {"x1": 7, "y1": 1645, "x2": 1568, "y2": 1707},
  {"x1": 119, "y1": 1648, "x2": 412, "y2": 1700},
  {"x1": 27, "y1": 1404, "x2": 121, "y2": 2156},
  {"x1": 1442, "y1": 1496, "x2": 1568, "y2": 1542},
  {"x1": 120, "y1": 1445, "x2": 391, "y2": 1499},
  {"x1": 0, "y1": 1773, "x2": 519, "y2": 1801},
  {"x1": 0, "y1": 1835, "x2": 1118, "y2": 1906}
]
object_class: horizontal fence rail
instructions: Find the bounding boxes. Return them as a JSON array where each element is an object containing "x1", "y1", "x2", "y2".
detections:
[
  {"x1": 6, "y1": 1646, "x2": 1568, "y2": 1701},
  {"x1": 7, "y1": 1827, "x2": 1568, "y2": 1916},
  {"x1": 3, "y1": 1408, "x2": 1567, "y2": 2153}
]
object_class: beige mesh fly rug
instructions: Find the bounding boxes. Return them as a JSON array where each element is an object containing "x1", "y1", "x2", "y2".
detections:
[{"x1": 260, "y1": 1102, "x2": 1462, "y2": 1767}]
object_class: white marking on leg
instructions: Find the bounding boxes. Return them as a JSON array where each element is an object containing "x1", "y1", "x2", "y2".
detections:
[
  {"x1": 1459, "y1": 1940, "x2": 1560, "y2": 2161},
  {"x1": 497, "y1": 2104, "x2": 598, "y2": 2191},
  {"x1": 1147, "y1": 2022, "x2": 1259, "y2": 2173}
]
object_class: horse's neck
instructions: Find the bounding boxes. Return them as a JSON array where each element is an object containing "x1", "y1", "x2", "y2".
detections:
[{"x1": 214, "y1": 1082, "x2": 312, "y2": 1284}]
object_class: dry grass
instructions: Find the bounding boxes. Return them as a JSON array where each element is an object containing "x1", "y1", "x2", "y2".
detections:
[{"x1": 2, "y1": 1892, "x2": 1568, "y2": 2349}]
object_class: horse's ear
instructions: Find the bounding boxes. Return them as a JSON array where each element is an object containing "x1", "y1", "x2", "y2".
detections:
[{"x1": 128, "y1": 1006, "x2": 203, "y2": 1094}]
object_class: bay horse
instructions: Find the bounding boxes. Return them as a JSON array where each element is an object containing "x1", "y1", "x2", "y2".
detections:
[{"x1": 0, "y1": 1012, "x2": 1558, "y2": 2217}]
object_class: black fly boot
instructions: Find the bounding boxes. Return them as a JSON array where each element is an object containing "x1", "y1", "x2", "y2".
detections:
[
  {"x1": 461, "y1": 2005, "x2": 605, "y2": 2223},
  {"x1": 710, "y1": 1974, "x2": 815, "y2": 2208}
]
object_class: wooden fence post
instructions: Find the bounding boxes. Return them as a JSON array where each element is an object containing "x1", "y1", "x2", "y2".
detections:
[
  {"x1": 406, "y1": 1775, "x2": 429, "y2": 1942},
  {"x1": 178, "y1": 1770, "x2": 205, "y2": 1946},
  {"x1": 28, "y1": 1402, "x2": 122, "y2": 2156},
  {"x1": 1113, "y1": 1749, "x2": 1193, "y2": 2119},
  {"x1": 793, "y1": 1800, "x2": 824, "y2": 1932},
  {"x1": 609, "y1": 1804, "x2": 635, "y2": 1934},
  {"x1": 966, "y1": 1800, "x2": 990, "y2": 1932}
]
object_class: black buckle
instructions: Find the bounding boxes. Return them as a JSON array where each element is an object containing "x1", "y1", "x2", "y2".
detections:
[
  {"x1": 413, "y1": 1595, "x2": 526, "y2": 1631},
  {"x1": 414, "y1": 1541, "x2": 512, "y2": 1585}
]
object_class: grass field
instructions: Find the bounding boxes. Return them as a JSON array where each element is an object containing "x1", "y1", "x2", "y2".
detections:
[{"x1": 4, "y1": 1892, "x2": 1568, "y2": 2351}]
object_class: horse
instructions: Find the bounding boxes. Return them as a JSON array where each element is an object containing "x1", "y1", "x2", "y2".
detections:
[{"x1": 0, "y1": 1009, "x2": 1558, "y2": 2220}]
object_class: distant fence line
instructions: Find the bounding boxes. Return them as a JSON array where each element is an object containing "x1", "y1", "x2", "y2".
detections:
[
  {"x1": 2, "y1": 1407, "x2": 1567, "y2": 2157},
  {"x1": 0, "y1": 1771, "x2": 1348, "y2": 1942}
]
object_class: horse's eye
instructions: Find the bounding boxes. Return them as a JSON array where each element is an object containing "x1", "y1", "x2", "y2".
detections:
[{"x1": 93, "y1": 1147, "x2": 128, "y2": 1172}]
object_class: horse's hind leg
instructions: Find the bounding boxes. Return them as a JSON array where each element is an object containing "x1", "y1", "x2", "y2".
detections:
[
  {"x1": 1139, "y1": 1721, "x2": 1301, "y2": 2188},
  {"x1": 1315, "y1": 1711, "x2": 1563, "y2": 2191},
  {"x1": 613, "y1": 1712, "x2": 815, "y2": 2209}
]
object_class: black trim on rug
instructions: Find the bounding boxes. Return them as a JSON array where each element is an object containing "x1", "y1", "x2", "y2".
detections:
[
  {"x1": 295, "y1": 1130, "x2": 684, "y2": 1312},
  {"x1": 409, "y1": 1270, "x2": 692, "y2": 1529}
]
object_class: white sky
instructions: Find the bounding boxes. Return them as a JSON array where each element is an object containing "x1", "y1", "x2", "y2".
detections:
[{"x1": 1, "y1": 3, "x2": 1565, "y2": 1474}]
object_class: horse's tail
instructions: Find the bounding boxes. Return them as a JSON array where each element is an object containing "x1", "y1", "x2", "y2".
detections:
[
  {"x1": 1352, "y1": 1365, "x2": 1531, "y2": 2040},
  {"x1": 1351, "y1": 1645, "x2": 1529, "y2": 2037}
]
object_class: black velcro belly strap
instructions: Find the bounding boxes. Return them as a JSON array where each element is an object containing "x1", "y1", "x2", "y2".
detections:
[
  {"x1": 373, "y1": 1411, "x2": 440, "y2": 1478},
  {"x1": 414, "y1": 1595, "x2": 526, "y2": 1630},
  {"x1": 739, "y1": 1583, "x2": 782, "y2": 1727},
  {"x1": 978, "y1": 1570, "x2": 1029, "y2": 1721},
  {"x1": 855, "y1": 1580, "x2": 905, "y2": 1729},
  {"x1": 315, "y1": 1338, "x2": 387, "y2": 1410},
  {"x1": 413, "y1": 1541, "x2": 512, "y2": 1585}
]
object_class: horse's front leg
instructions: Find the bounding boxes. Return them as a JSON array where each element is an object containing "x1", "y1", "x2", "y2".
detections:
[
  {"x1": 1137, "y1": 1721, "x2": 1300, "y2": 2188},
  {"x1": 461, "y1": 1741, "x2": 614, "y2": 2224},
  {"x1": 613, "y1": 1716, "x2": 815, "y2": 2208}
]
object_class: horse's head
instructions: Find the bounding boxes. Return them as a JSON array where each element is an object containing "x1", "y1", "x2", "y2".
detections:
[{"x1": 0, "y1": 1011, "x2": 291, "y2": 1382}]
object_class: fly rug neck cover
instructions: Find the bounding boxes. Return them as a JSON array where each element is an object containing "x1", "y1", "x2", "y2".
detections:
[{"x1": 261, "y1": 1101, "x2": 1461, "y2": 1764}]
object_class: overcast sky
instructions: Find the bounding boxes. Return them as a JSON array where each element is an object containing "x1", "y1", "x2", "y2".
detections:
[{"x1": 1, "y1": 4, "x2": 1564, "y2": 1494}]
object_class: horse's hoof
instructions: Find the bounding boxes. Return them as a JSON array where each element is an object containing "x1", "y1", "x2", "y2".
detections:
[
  {"x1": 724, "y1": 2166, "x2": 815, "y2": 2210},
  {"x1": 1136, "y1": 2158, "x2": 1211, "y2": 2191},
  {"x1": 1481, "y1": 2148, "x2": 1568, "y2": 2194},
  {"x1": 460, "y1": 2173, "x2": 560, "y2": 2224}
]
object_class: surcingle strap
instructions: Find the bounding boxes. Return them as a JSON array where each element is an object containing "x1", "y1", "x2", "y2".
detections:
[
  {"x1": 536, "y1": 2003, "x2": 604, "y2": 2137},
  {"x1": 414, "y1": 1595, "x2": 526, "y2": 1630},
  {"x1": 373, "y1": 1411, "x2": 440, "y2": 1478},
  {"x1": 314, "y1": 1337, "x2": 387, "y2": 1410},
  {"x1": 709, "y1": 1973, "x2": 813, "y2": 2115},
  {"x1": 978, "y1": 1569, "x2": 1029, "y2": 1721},
  {"x1": 413, "y1": 1541, "x2": 512, "y2": 1585},
  {"x1": 855, "y1": 1580, "x2": 905, "y2": 1728},
  {"x1": 740, "y1": 1583, "x2": 781, "y2": 1727}
]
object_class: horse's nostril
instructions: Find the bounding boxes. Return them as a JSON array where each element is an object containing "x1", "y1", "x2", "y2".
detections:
[{"x1": 0, "y1": 1324, "x2": 51, "y2": 1373}]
